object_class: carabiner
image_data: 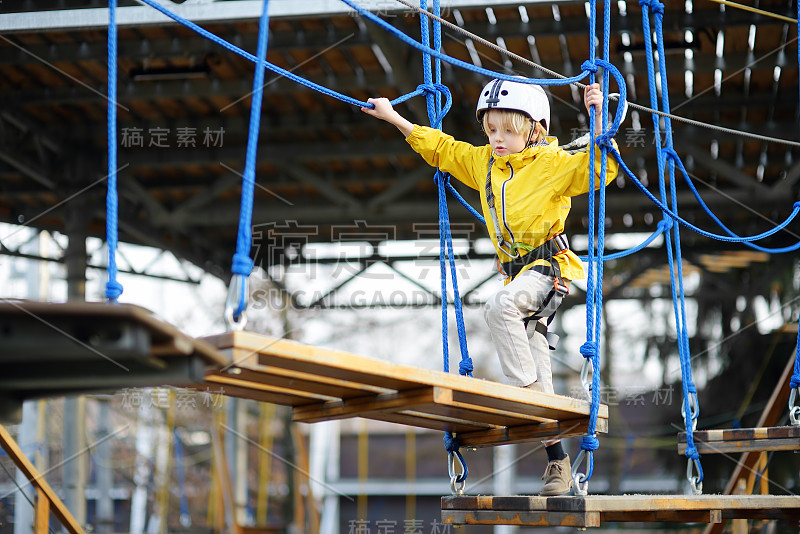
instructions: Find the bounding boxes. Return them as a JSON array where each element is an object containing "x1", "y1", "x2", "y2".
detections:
[
  {"x1": 448, "y1": 451, "x2": 467, "y2": 495},
  {"x1": 681, "y1": 393, "x2": 699, "y2": 432},
  {"x1": 224, "y1": 274, "x2": 249, "y2": 331},
  {"x1": 790, "y1": 388, "x2": 800, "y2": 426},
  {"x1": 571, "y1": 449, "x2": 593, "y2": 496},
  {"x1": 579, "y1": 359, "x2": 594, "y2": 402},
  {"x1": 686, "y1": 457, "x2": 703, "y2": 495}
]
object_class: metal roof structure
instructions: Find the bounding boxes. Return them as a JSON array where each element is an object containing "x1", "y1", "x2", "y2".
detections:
[{"x1": 0, "y1": 0, "x2": 798, "y2": 297}]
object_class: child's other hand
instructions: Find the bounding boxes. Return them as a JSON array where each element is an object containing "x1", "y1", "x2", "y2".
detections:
[
  {"x1": 361, "y1": 97, "x2": 394, "y2": 121},
  {"x1": 583, "y1": 83, "x2": 603, "y2": 112}
]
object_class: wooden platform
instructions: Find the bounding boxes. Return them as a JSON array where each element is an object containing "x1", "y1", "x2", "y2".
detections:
[
  {"x1": 441, "y1": 494, "x2": 800, "y2": 527},
  {"x1": 0, "y1": 300, "x2": 226, "y2": 420},
  {"x1": 678, "y1": 426, "x2": 800, "y2": 454},
  {"x1": 204, "y1": 331, "x2": 608, "y2": 447}
]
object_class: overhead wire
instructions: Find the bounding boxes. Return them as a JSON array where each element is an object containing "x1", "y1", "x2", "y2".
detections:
[{"x1": 390, "y1": 0, "x2": 800, "y2": 148}]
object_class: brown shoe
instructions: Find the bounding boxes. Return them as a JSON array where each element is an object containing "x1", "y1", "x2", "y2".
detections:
[{"x1": 540, "y1": 455, "x2": 573, "y2": 496}]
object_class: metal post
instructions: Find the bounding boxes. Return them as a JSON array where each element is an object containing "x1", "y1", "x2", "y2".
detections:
[
  {"x1": 95, "y1": 401, "x2": 114, "y2": 533},
  {"x1": 64, "y1": 202, "x2": 88, "y2": 531},
  {"x1": 13, "y1": 401, "x2": 38, "y2": 534}
]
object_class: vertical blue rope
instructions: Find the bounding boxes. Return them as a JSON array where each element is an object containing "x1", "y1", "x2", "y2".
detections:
[
  {"x1": 576, "y1": 0, "x2": 603, "y2": 482},
  {"x1": 421, "y1": 0, "x2": 472, "y2": 476},
  {"x1": 639, "y1": 0, "x2": 702, "y2": 484},
  {"x1": 793, "y1": 0, "x2": 800, "y2": 398},
  {"x1": 229, "y1": 0, "x2": 271, "y2": 318},
  {"x1": 105, "y1": 0, "x2": 123, "y2": 303}
]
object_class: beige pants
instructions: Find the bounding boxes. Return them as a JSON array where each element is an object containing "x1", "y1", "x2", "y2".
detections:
[{"x1": 483, "y1": 268, "x2": 563, "y2": 389}]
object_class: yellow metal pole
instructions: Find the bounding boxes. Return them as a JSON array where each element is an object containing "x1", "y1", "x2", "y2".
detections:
[
  {"x1": 256, "y1": 403, "x2": 276, "y2": 526},
  {"x1": 357, "y1": 421, "x2": 368, "y2": 521},
  {"x1": 405, "y1": 430, "x2": 415, "y2": 524},
  {"x1": 154, "y1": 390, "x2": 176, "y2": 533}
]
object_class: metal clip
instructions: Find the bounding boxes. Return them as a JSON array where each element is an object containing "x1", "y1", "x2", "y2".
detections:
[
  {"x1": 790, "y1": 388, "x2": 800, "y2": 426},
  {"x1": 579, "y1": 359, "x2": 594, "y2": 402},
  {"x1": 448, "y1": 451, "x2": 467, "y2": 495},
  {"x1": 686, "y1": 457, "x2": 703, "y2": 495},
  {"x1": 571, "y1": 449, "x2": 592, "y2": 496},
  {"x1": 681, "y1": 393, "x2": 700, "y2": 432},
  {"x1": 224, "y1": 274, "x2": 249, "y2": 331}
]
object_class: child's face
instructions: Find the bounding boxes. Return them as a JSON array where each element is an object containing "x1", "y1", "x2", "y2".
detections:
[{"x1": 484, "y1": 110, "x2": 530, "y2": 157}]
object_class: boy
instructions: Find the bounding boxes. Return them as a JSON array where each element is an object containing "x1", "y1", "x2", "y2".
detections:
[{"x1": 362, "y1": 79, "x2": 617, "y2": 495}]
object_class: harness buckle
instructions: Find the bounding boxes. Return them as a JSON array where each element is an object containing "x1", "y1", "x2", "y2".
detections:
[
  {"x1": 554, "y1": 277, "x2": 570, "y2": 297},
  {"x1": 553, "y1": 234, "x2": 569, "y2": 254}
]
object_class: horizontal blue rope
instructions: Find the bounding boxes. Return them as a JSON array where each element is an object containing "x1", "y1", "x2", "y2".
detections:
[{"x1": 609, "y1": 146, "x2": 800, "y2": 243}]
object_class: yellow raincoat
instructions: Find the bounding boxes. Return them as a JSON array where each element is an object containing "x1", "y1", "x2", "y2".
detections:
[{"x1": 406, "y1": 125, "x2": 618, "y2": 282}]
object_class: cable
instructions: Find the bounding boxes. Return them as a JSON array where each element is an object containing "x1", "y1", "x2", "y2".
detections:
[{"x1": 389, "y1": 0, "x2": 800, "y2": 148}]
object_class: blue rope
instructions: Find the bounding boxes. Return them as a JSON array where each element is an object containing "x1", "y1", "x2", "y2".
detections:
[
  {"x1": 792, "y1": 0, "x2": 800, "y2": 411},
  {"x1": 173, "y1": 429, "x2": 191, "y2": 524},
  {"x1": 415, "y1": 0, "x2": 473, "y2": 481},
  {"x1": 673, "y1": 152, "x2": 800, "y2": 253},
  {"x1": 105, "y1": 0, "x2": 123, "y2": 303},
  {"x1": 228, "y1": 0, "x2": 271, "y2": 320},
  {"x1": 608, "y1": 146, "x2": 800, "y2": 241}
]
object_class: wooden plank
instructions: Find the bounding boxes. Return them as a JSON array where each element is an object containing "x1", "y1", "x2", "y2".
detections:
[
  {"x1": 441, "y1": 510, "x2": 601, "y2": 527},
  {"x1": 216, "y1": 360, "x2": 391, "y2": 399},
  {"x1": 205, "y1": 332, "x2": 607, "y2": 423},
  {"x1": 0, "y1": 424, "x2": 86, "y2": 534},
  {"x1": 679, "y1": 426, "x2": 800, "y2": 443},
  {"x1": 203, "y1": 375, "x2": 330, "y2": 407},
  {"x1": 602, "y1": 509, "x2": 722, "y2": 523},
  {"x1": 293, "y1": 386, "x2": 557, "y2": 427},
  {"x1": 1, "y1": 300, "x2": 225, "y2": 366},
  {"x1": 456, "y1": 418, "x2": 600, "y2": 447},
  {"x1": 443, "y1": 494, "x2": 800, "y2": 513},
  {"x1": 204, "y1": 332, "x2": 609, "y2": 446},
  {"x1": 679, "y1": 437, "x2": 800, "y2": 454},
  {"x1": 292, "y1": 387, "x2": 489, "y2": 424}
]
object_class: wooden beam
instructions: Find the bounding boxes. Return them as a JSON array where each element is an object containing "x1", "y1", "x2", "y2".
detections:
[
  {"x1": 678, "y1": 426, "x2": 800, "y2": 454},
  {"x1": 35, "y1": 487, "x2": 50, "y2": 534},
  {"x1": 442, "y1": 494, "x2": 800, "y2": 527},
  {"x1": 203, "y1": 331, "x2": 608, "y2": 447},
  {"x1": 0, "y1": 424, "x2": 86, "y2": 534}
]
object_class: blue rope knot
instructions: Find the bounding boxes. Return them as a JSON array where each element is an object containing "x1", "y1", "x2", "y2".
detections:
[
  {"x1": 579, "y1": 341, "x2": 597, "y2": 359},
  {"x1": 595, "y1": 134, "x2": 614, "y2": 151},
  {"x1": 684, "y1": 445, "x2": 700, "y2": 460},
  {"x1": 416, "y1": 82, "x2": 453, "y2": 126},
  {"x1": 105, "y1": 280, "x2": 124, "y2": 301},
  {"x1": 657, "y1": 218, "x2": 673, "y2": 232},
  {"x1": 433, "y1": 170, "x2": 451, "y2": 186},
  {"x1": 664, "y1": 147, "x2": 680, "y2": 163},
  {"x1": 581, "y1": 434, "x2": 600, "y2": 451},
  {"x1": 580, "y1": 60, "x2": 598, "y2": 74},
  {"x1": 650, "y1": 1, "x2": 665, "y2": 14},
  {"x1": 687, "y1": 382, "x2": 697, "y2": 394},
  {"x1": 443, "y1": 432, "x2": 460, "y2": 453},
  {"x1": 638, "y1": 0, "x2": 651, "y2": 7},
  {"x1": 790, "y1": 375, "x2": 800, "y2": 389},
  {"x1": 458, "y1": 357, "x2": 474, "y2": 376},
  {"x1": 231, "y1": 253, "x2": 254, "y2": 276}
]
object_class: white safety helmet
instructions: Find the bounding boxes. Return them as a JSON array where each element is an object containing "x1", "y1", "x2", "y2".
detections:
[{"x1": 476, "y1": 78, "x2": 551, "y2": 134}]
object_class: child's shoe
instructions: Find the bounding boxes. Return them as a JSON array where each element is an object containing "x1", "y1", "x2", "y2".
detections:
[{"x1": 539, "y1": 455, "x2": 573, "y2": 496}]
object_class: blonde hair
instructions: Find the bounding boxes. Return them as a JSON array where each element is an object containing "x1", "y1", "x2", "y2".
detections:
[{"x1": 482, "y1": 109, "x2": 547, "y2": 145}]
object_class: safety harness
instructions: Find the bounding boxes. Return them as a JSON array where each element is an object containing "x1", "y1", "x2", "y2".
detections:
[{"x1": 485, "y1": 156, "x2": 569, "y2": 350}]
